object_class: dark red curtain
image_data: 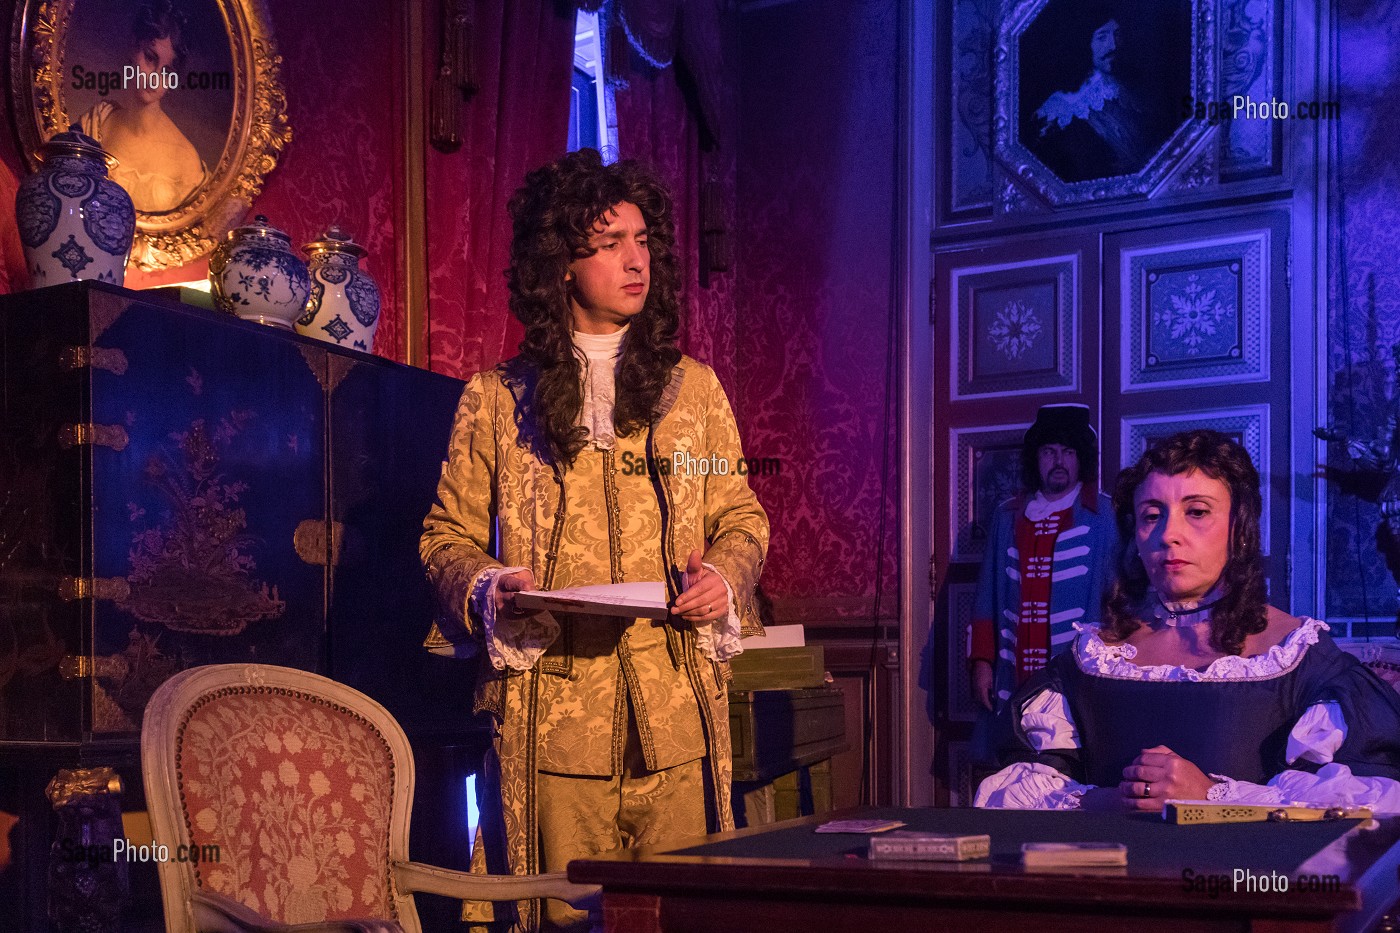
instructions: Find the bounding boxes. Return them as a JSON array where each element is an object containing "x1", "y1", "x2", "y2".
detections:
[
  {"x1": 0, "y1": 163, "x2": 25, "y2": 294},
  {"x1": 611, "y1": 0, "x2": 739, "y2": 393},
  {"x1": 425, "y1": 0, "x2": 577, "y2": 379}
]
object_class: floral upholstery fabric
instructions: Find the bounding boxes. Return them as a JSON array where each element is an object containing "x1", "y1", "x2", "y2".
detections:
[{"x1": 176, "y1": 689, "x2": 396, "y2": 924}]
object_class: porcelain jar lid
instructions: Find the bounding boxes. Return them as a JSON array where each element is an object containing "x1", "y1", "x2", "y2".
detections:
[
  {"x1": 36, "y1": 130, "x2": 114, "y2": 167},
  {"x1": 303, "y1": 224, "x2": 368, "y2": 259},
  {"x1": 224, "y1": 215, "x2": 294, "y2": 247}
]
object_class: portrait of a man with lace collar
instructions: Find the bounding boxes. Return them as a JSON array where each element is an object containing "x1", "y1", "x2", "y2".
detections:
[{"x1": 1016, "y1": 0, "x2": 1191, "y2": 184}]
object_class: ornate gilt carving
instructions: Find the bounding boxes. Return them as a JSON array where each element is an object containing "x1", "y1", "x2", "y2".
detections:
[{"x1": 10, "y1": 0, "x2": 293, "y2": 270}]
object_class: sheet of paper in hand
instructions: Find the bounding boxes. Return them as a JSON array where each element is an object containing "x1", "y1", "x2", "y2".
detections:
[{"x1": 514, "y1": 581, "x2": 670, "y2": 619}]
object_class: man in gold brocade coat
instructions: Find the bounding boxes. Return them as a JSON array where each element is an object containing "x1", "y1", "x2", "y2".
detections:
[{"x1": 420, "y1": 149, "x2": 768, "y2": 931}]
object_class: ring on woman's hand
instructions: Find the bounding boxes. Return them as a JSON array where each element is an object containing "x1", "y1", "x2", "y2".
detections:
[
  {"x1": 705, "y1": 603, "x2": 712, "y2": 614},
  {"x1": 1143, "y1": 782, "x2": 1152, "y2": 798}
]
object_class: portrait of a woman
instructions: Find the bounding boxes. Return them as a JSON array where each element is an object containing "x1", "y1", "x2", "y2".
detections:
[
  {"x1": 77, "y1": 1, "x2": 206, "y2": 213},
  {"x1": 977, "y1": 430, "x2": 1400, "y2": 812}
]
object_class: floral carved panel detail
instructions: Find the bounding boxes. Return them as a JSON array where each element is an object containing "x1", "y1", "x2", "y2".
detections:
[
  {"x1": 1121, "y1": 233, "x2": 1268, "y2": 391},
  {"x1": 948, "y1": 0, "x2": 996, "y2": 213},
  {"x1": 952, "y1": 254, "x2": 1077, "y2": 399},
  {"x1": 1219, "y1": 0, "x2": 1279, "y2": 175}
]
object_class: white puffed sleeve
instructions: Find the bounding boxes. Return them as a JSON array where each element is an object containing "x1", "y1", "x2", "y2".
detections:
[
  {"x1": 1203, "y1": 702, "x2": 1400, "y2": 813},
  {"x1": 974, "y1": 688, "x2": 1091, "y2": 809},
  {"x1": 975, "y1": 762, "x2": 1091, "y2": 809},
  {"x1": 1020, "y1": 688, "x2": 1080, "y2": 752}
]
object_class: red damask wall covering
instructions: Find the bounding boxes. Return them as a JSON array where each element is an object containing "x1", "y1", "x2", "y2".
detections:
[{"x1": 735, "y1": 0, "x2": 901, "y2": 616}]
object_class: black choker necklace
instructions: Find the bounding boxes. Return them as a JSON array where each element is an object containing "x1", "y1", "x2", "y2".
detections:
[{"x1": 1154, "y1": 593, "x2": 1226, "y2": 626}]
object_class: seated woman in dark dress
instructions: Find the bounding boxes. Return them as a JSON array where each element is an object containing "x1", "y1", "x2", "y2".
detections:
[{"x1": 976, "y1": 430, "x2": 1400, "y2": 811}]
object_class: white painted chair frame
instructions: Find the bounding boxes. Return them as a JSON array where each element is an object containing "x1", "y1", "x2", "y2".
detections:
[{"x1": 142, "y1": 663, "x2": 598, "y2": 933}]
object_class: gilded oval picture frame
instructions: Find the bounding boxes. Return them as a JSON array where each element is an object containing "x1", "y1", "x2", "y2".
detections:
[{"x1": 10, "y1": 0, "x2": 292, "y2": 270}]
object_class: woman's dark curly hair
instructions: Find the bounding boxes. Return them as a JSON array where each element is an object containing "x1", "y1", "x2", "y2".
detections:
[
  {"x1": 505, "y1": 148, "x2": 681, "y2": 467},
  {"x1": 1100, "y1": 429, "x2": 1268, "y2": 655},
  {"x1": 132, "y1": 0, "x2": 190, "y2": 70}
]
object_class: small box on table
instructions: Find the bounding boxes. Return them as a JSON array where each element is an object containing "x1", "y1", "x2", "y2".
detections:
[{"x1": 869, "y1": 831, "x2": 991, "y2": 861}]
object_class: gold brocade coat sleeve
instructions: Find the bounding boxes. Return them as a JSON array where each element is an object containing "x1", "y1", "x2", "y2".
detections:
[{"x1": 419, "y1": 370, "x2": 505, "y2": 650}]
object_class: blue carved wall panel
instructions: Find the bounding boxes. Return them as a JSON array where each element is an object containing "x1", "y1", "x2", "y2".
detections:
[
  {"x1": 953, "y1": 256, "x2": 1077, "y2": 398},
  {"x1": 1121, "y1": 234, "x2": 1269, "y2": 391},
  {"x1": 944, "y1": 582, "x2": 979, "y2": 724},
  {"x1": 947, "y1": 0, "x2": 996, "y2": 214}
]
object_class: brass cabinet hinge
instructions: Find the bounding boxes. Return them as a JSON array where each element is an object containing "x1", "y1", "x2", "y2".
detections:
[
  {"x1": 58, "y1": 656, "x2": 91, "y2": 680},
  {"x1": 57, "y1": 424, "x2": 129, "y2": 451},
  {"x1": 58, "y1": 346, "x2": 129, "y2": 374},
  {"x1": 57, "y1": 576, "x2": 132, "y2": 602}
]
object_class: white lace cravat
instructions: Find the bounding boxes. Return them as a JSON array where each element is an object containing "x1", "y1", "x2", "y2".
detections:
[{"x1": 573, "y1": 326, "x2": 628, "y2": 450}]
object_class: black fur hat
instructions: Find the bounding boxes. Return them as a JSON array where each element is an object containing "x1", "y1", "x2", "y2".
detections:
[{"x1": 1021, "y1": 403, "x2": 1098, "y2": 491}]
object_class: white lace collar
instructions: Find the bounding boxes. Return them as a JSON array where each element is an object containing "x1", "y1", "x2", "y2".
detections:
[{"x1": 1073, "y1": 617, "x2": 1328, "y2": 682}]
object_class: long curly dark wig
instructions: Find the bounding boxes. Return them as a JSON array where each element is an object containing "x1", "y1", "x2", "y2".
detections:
[
  {"x1": 505, "y1": 148, "x2": 681, "y2": 467},
  {"x1": 1099, "y1": 429, "x2": 1268, "y2": 655}
]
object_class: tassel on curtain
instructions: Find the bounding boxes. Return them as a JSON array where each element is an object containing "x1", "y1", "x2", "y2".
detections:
[
  {"x1": 701, "y1": 177, "x2": 731, "y2": 274},
  {"x1": 447, "y1": 0, "x2": 479, "y2": 95},
  {"x1": 431, "y1": 0, "x2": 480, "y2": 152}
]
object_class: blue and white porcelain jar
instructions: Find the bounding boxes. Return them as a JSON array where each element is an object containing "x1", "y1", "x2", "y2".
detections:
[
  {"x1": 296, "y1": 226, "x2": 381, "y2": 352},
  {"x1": 15, "y1": 131, "x2": 135, "y2": 288},
  {"x1": 208, "y1": 215, "x2": 311, "y2": 330}
]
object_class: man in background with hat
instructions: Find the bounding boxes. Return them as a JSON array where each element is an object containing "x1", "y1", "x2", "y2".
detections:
[{"x1": 968, "y1": 404, "x2": 1120, "y2": 760}]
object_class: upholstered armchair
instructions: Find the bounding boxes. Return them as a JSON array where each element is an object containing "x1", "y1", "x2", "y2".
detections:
[{"x1": 141, "y1": 664, "x2": 598, "y2": 932}]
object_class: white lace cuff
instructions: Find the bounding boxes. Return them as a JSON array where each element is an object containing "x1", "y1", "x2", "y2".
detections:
[
  {"x1": 693, "y1": 562, "x2": 743, "y2": 662},
  {"x1": 1200, "y1": 764, "x2": 1400, "y2": 814},
  {"x1": 1206, "y1": 774, "x2": 1234, "y2": 801},
  {"x1": 974, "y1": 762, "x2": 1091, "y2": 809},
  {"x1": 1269, "y1": 763, "x2": 1400, "y2": 814},
  {"x1": 1202, "y1": 773, "x2": 1284, "y2": 805},
  {"x1": 1021, "y1": 688, "x2": 1080, "y2": 751},
  {"x1": 1285, "y1": 701, "x2": 1347, "y2": 765},
  {"x1": 470, "y1": 566, "x2": 560, "y2": 671}
]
